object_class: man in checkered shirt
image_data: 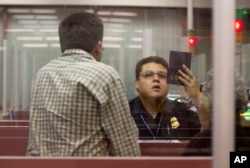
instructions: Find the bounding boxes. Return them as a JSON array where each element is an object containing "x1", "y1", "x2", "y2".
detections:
[{"x1": 27, "y1": 12, "x2": 140, "y2": 156}]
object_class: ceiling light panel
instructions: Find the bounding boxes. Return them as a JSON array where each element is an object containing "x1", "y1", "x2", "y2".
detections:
[
  {"x1": 105, "y1": 23, "x2": 124, "y2": 28},
  {"x1": 50, "y1": 43, "x2": 60, "y2": 48},
  {"x1": 35, "y1": 15, "x2": 58, "y2": 20},
  {"x1": 18, "y1": 20, "x2": 38, "y2": 24},
  {"x1": 134, "y1": 30, "x2": 143, "y2": 33},
  {"x1": 109, "y1": 18, "x2": 132, "y2": 23},
  {"x1": 105, "y1": 29, "x2": 127, "y2": 32},
  {"x1": 45, "y1": 37, "x2": 59, "y2": 41},
  {"x1": 100, "y1": 17, "x2": 132, "y2": 23},
  {"x1": 23, "y1": 43, "x2": 48, "y2": 48},
  {"x1": 17, "y1": 37, "x2": 43, "y2": 41},
  {"x1": 12, "y1": 14, "x2": 58, "y2": 20},
  {"x1": 112, "y1": 12, "x2": 138, "y2": 17},
  {"x1": 8, "y1": 8, "x2": 31, "y2": 13},
  {"x1": 103, "y1": 44, "x2": 121, "y2": 48},
  {"x1": 103, "y1": 37, "x2": 124, "y2": 41},
  {"x1": 41, "y1": 25, "x2": 58, "y2": 29},
  {"x1": 98, "y1": 11, "x2": 138, "y2": 17},
  {"x1": 5, "y1": 29, "x2": 35, "y2": 32},
  {"x1": 39, "y1": 29, "x2": 57, "y2": 32},
  {"x1": 126, "y1": 44, "x2": 142, "y2": 48},
  {"x1": 31, "y1": 9, "x2": 56, "y2": 14},
  {"x1": 131, "y1": 38, "x2": 142, "y2": 41},
  {"x1": 21, "y1": 24, "x2": 43, "y2": 29},
  {"x1": 39, "y1": 20, "x2": 59, "y2": 25},
  {"x1": 98, "y1": 11, "x2": 112, "y2": 16},
  {"x1": 12, "y1": 15, "x2": 35, "y2": 19},
  {"x1": 100, "y1": 17, "x2": 109, "y2": 22}
]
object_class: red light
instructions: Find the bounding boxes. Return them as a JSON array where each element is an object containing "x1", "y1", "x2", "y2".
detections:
[
  {"x1": 188, "y1": 36, "x2": 197, "y2": 47},
  {"x1": 234, "y1": 19, "x2": 243, "y2": 32}
]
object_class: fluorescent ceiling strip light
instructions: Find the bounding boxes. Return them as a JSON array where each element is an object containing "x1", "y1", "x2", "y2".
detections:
[
  {"x1": 17, "y1": 37, "x2": 43, "y2": 41},
  {"x1": 50, "y1": 43, "x2": 60, "y2": 48},
  {"x1": 39, "y1": 20, "x2": 59, "y2": 25},
  {"x1": 12, "y1": 15, "x2": 34, "y2": 19},
  {"x1": 98, "y1": 11, "x2": 112, "y2": 15},
  {"x1": 46, "y1": 37, "x2": 59, "y2": 41},
  {"x1": 5, "y1": 29, "x2": 35, "y2": 32},
  {"x1": 35, "y1": 15, "x2": 58, "y2": 20},
  {"x1": 41, "y1": 25, "x2": 58, "y2": 29},
  {"x1": 112, "y1": 12, "x2": 138, "y2": 17},
  {"x1": 103, "y1": 44, "x2": 121, "y2": 48},
  {"x1": 134, "y1": 30, "x2": 143, "y2": 33},
  {"x1": 131, "y1": 38, "x2": 142, "y2": 41},
  {"x1": 23, "y1": 43, "x2": 48, "y2": 48},
  {"x1": 126, "y1": 45, "x2": 142, "y2": 48},
  {"x1": 109, "y1": 18, "x2": 132, "y2": 23},
  {"x1": 8, "y1": 8, "x2": 31, "y2": 13},
  {"x1": 18, "y1": 20, "x2": 38, "y2": 24},
  {"x1": 105, "y1": 29, "x2": 127, "y2": 32},
  {"x1": 13, "y1": 14, "x2": 58, "y2": 20},
  {"x1": 39, "y1": 29, "x2": 57, "y2": 32},
  {"x1": 105, "y1": 23, "x2": 124, "y2": 28},
  {"x1": 101, "y1": 17, "x2": 132, "y2": 23},
  {"x1": 98, "y1": 11, "x2": 138, "y2": 17},
  {"x1": 21, "y1": 25, "x2": 43, "y2": 29},
  {"x1": 100, "y1": 17, "x2": 109, "y2": 22},
  {"x1": 31, "y1": 9, "x2": 56, "y2": 14},
  {"x1": 103, "y1": 37, "x2": 123, "y2": 41}
]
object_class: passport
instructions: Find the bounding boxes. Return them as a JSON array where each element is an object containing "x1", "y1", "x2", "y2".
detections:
[{"x1": 167, "y1": 50, "x2": 192, "y2": 85}]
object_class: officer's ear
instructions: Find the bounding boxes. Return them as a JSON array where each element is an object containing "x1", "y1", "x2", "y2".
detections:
[{"x1": 135, "y1": 79, "x2": 139, "y2": 92}]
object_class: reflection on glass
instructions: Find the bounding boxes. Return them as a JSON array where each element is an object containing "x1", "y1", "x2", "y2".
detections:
[{"x1": 0, "y1": 3, "x2": 248, "y2": 158}]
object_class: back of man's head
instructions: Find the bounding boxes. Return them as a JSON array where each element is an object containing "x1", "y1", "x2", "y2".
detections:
[{"x1": 59, "y1": 12, "x2": 103, "y2": 53}]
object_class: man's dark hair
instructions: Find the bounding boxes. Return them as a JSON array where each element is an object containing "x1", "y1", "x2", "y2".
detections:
[
  {"x1": 59, "y1": 12, "x2": 103, "y2": 53},
  {"x1": 135, "y1": 56, "x2": 169, "y2": 80}
]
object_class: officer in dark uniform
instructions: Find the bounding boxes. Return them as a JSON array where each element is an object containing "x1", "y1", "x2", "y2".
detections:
[
  {"x1": 129, "y1": 56, "x2": 201, "y2": 140},
  {"x1": 129, "y1": 97, "x2": 200, "y2": 140}
]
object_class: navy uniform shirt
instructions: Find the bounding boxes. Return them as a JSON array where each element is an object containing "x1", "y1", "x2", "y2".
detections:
[{"x1": 129, "y1": 96, "x2": 201, "y2": 140}]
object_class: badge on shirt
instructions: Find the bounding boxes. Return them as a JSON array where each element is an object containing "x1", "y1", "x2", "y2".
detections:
[{"x1": 170, "y1": 117, "x2": 180, "y2": 129}]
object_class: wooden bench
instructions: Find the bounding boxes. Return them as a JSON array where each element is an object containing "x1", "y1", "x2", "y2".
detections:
[{"x1": 0, "y1": 157, "x2": 212, "y2": 168}]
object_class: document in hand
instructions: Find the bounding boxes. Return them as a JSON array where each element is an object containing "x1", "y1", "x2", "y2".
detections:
[{"x1": 167, "y1": 50, "x2": 192, "y2": 85}]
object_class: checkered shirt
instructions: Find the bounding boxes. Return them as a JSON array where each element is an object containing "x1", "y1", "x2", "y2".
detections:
[{"x1": 27, "y1": 49, "x2": 140, "y2": 156}]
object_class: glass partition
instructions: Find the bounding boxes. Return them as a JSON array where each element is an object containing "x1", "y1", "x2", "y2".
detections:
[
  {"x1": 1, "y1": 6, "x2": 213, "y2": 112},
  {"x1": 0, "y1": 7, "x2": 3, "y2": 114},
  {"x1": 0, "y1": 5, "x2": 211, "y2": 157},
  {"x1": 0, "y1": 1, "x2": 249, "y2": 159}
]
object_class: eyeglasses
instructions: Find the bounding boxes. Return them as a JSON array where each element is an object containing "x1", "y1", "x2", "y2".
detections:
[{"x1": 140, "y1": 71, "x2": 167, "y2": 80}]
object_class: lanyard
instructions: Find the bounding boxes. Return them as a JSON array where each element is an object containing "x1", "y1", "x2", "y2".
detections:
[{"x1": 140, "y1": 113, "x2": 163, "y2": 140}]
